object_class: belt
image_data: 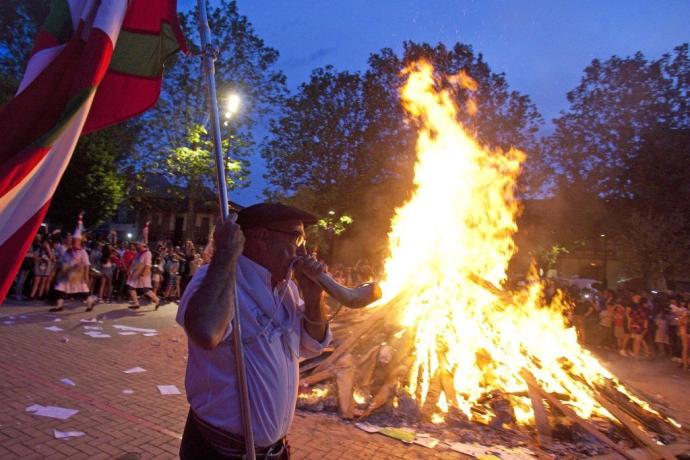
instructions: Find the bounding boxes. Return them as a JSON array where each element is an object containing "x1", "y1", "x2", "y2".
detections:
[{"x1": 191, "y1": 410, "x2": 287, "y2": 459}]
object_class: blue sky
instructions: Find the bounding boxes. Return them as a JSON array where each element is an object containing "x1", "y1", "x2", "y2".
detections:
[{"x1": 181, "y1": 0, "x2": 690, "y2": 204}]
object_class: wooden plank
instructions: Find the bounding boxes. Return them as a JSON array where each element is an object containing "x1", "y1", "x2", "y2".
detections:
[
  {"x1": 595, "y1": 393, "x2": 676, "y2": 460},
  {"x1": 520, "y1": 370, "x2": 552, "y2": 447},
  {"x1": 521, "y1": 370, "x2": 636, "y2": 460},
  {"x1": 300, "y1": 368, "x2": 334, "y2": 386},
  {"x1": 335, "y1": 354, "x2": 355, "y2": 419},
  {"x1": 312, "y1": 304, "x2": 392, "y2": 374},
  {"x1": 590, "y1": 442, "x2": 690, "y2": 460}
]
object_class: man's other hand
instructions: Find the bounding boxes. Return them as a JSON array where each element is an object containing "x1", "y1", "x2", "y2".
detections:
[{"x1": 293, "y1": 255, "x2": 326, "y2": 301}]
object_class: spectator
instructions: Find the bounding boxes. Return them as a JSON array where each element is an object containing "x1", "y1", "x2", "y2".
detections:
[{"x1": 654, "y1": 307, "x2": 671, "y2": 358}]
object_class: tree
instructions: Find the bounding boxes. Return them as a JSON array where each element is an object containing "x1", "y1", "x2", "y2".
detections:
[
  {"x1": 48, "y1": 126, "x2": 131, "y2": 229},
  {"x1": 545, "y1": 44, "x2": 689, "y2": 196},
  {"x1": 127, "y1": 0, "x2": 287, "y2": 206},
  {"x1": 163, "y1": 123, "x2": 248, "y2": 238},
  {"x1": 544, "y1": 44, "x2": 690, "y2": 288},
  {"x1": 263, "y1": 41, "x2": 543, "y2": 263}
]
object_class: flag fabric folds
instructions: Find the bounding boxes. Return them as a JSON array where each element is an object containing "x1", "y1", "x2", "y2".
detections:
[{"x1": 0, "y1": 0, "x2": 186, "y2": 304}]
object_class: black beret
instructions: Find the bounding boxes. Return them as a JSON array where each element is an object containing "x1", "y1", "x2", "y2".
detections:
[{"x1": 236, "y1": 203, "x2": 318, "y2": 229}]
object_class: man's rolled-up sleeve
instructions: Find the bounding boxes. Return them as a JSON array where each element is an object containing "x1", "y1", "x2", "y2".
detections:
[{"x1": 299, "y1": 322, "x2": 332, "y2": 359}]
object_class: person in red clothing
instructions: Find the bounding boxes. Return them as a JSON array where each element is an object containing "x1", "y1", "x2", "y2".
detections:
[{"x1": 629, "y1": 299, "x2": 650, "y2": 358}]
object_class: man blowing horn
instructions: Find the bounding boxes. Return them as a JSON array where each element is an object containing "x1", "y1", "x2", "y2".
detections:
[{"x1": 177, "y1": 203, "x2": 332, "y2": 459}]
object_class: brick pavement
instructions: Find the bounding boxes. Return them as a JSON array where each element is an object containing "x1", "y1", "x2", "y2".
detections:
[{"x1": 0, "y1": 299, "x2": 464, "y2": 459}]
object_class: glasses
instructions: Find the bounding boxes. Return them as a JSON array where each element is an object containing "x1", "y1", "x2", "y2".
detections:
[{"x1": 265, "y1": 227, "x2": 306, "y2": 247}]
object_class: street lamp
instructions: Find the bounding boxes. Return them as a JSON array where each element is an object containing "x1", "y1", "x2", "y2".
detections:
[
  {"x1": 223, "y1": 92, "x2": 241, "y2": 126},
  {"x1": 600, "y1": 233, "x2": 608, "y2": 289}
]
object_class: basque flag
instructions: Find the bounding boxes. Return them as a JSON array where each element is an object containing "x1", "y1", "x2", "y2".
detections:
[{"x1": 0, "y1": 0, "x2": 186, "y2": 303}]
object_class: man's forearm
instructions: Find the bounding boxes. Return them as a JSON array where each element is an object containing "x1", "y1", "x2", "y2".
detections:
[
  {"x1": 303, "y1": 293, "x2": 327, "y2": 342},
  {"x1": 184, "y1": 249, "x2": 238, "y2": 349}
]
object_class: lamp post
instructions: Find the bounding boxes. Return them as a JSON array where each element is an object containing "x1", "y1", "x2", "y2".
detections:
[{"x1": 600, "y1": 233, "x2": 608, "y2": 289}]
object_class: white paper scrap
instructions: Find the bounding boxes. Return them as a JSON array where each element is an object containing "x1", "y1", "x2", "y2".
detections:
[
  {"x1": 354, "y1": 422, "x2": 381, "y2": 433},
  {"x1": 122, "y1": 389, "x2": 134, "y2": 394},
  {"x1": 26, "y1": 404, "x2": 79, "y2": 420},
  {"x1": 123, "y1": 367, "x2": 146, "y2": 374},
  {"x1": 44, "y1": 326, "x2": 64, "y2": 332},
  {"x1": 157, "y1": 385, "x2": 181, "y2": 395},
  {"x1": 82, "y1": 326, "x2": 102, "y2": 330},
  {"x1": 413, "y1": 436, "x2": 439, "y2": 449},
  {"x1": 83, "y1": 331, "x2": 111, "y2": 338},
  {"x1": 59, "y1": 378, "x2": 76, "y2": 387},
  {"x1": 113, "y1": 325, "x2": 157, "y2": 334},
  {"x1": 143, "y1": 332, "x2": 158, "y2": 337},
  {"x1": 53, "y1": 429, "x2": 85, "y2": 439},
  {"x1": 449, "y1": 442, "x2": 491, "y2": 457},
  {"x1": 118, "y1": 331, "x2": 138, "y2": 336},
  {"x1": 80, "y1": 318, "x2": 97, "y2": 323},
  {"x1": 53, "y1": 318, "x2": 62, "y2": 322}
]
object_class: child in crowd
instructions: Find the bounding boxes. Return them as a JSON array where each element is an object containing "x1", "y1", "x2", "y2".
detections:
[
  {"x1": 164, "y1": 253, "x2": 180, "y2": 300},
  {"x1": 151, "y1": 255, "x2": 163, "y2": 296},
  {"x1": 654, "y1": 308, "x2": 670, "y2": 357},
  {"x1": 628, "y1": 301, "x2": 650, "y2": 358},
  {"x1": 598, "y1": 303, "x2": 614, "y2": 348},
  {"x1": 613, "y1": 301, "x2": 627, "y2": 352}
]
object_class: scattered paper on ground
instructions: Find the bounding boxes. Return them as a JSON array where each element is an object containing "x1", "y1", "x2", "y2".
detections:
[
  {"x1": 83, "y1": 331, "x2": 111, "y2": 338},
  {"x1": 53, "y1": 429, "x2": 85, "y2": 439},
  {"x1": 53, "y1": 318, "x2": 61, "y2": 322},
  {"x1": 59, "y1": 378, "x2": 76, "y2": 387},
  {"x1": 118, "y1": 331, "x2": 138, "y2": 336},
  {"x1": 122, "y1": 389, "x2": 134, "y2": 394},
  {"x1": 413, "y1": 434, "x2": 439, "y2": 449},
  {"x1": 123, "y1": 367, "x2": 146, "y2": 374},
  {"x1": 378, "y1": 427, "x2": 416, "y2": 443},
  {"x1": 80, "y1": 318, "x2": 97, "y2": 323},
  {"x1": 82, "y1": 326, "x2": 102, "y2": 331},
  {"x1": 157, "y1": 385, "x2": 181, "y2": 395},
  {"x1": 44, "y1": 326, "x2": 64, "y2": 332},
  {"x1": 114, "y1": 325, "x2": 157, "y2": 334},
  {"x1": 143, "y1": 332, "x2": 158, "y2": 337},
  {"x1": 449, "y1": 442, "x2": 491, "y2": 457},
  {"x1": 354, "y1": 422, "x2": 381, "y2": 433},
  {"x1": 26, "y1": 404, "x2": 78, "y2": 420}
]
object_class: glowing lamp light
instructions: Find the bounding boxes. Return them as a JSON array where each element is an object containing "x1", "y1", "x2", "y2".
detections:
[
  {"x1": 225, "y1": 93, "x2": 241, "y2": 119},
  {"x1": 126, "y1": 233, "x2": 132, "y2": 240}
]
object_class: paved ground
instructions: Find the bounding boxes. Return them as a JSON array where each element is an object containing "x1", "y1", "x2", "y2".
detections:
[
  {"x1": 0, "y1": 299, "x2": 464, "y2": 459},
  {"x1": 1, "y1": 299, "x2": 689, "y2": 459}
]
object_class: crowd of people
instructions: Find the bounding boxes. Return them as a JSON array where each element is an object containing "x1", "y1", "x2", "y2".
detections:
[
  {"x1": 11, "y1": 224, "x2": 210, "y2": 312},
  {"x1": 8, "y1": 223, "x2": 690, "y2": 374},
  {"x1": 559, "y1": 285, "x2": 690, "y2": 371}
]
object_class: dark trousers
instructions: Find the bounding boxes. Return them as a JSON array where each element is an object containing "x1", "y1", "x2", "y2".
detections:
[{"x1": 180, "y1": 410, "x2": 289, "y2": 460}]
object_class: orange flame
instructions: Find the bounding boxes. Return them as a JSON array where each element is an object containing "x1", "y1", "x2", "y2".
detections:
[{"x1": 374, "y1": 60, "x2": 676, "y2": 427}]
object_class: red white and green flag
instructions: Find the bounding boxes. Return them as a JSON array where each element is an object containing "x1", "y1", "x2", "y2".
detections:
[{"x1": 0, "y1": 0, "x2": 186, "y2": 303}]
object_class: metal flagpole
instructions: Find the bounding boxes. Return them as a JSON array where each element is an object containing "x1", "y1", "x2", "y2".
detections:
[{"x1": 196, "y1": 1, "x2": 256, "y2": 459}]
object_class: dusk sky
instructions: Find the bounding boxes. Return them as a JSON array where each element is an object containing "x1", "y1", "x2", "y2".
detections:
[{"x1": 181, "y1": 0, "x2": 690, "y2": 204}]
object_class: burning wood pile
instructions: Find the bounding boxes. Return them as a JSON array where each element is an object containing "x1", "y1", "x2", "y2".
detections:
[{"x1": 298, "y1": 61, "x2": 690, "y2": 458}]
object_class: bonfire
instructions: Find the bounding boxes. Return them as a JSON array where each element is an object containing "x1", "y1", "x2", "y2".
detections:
[{"x1": 299, "y1": 61, "x2": 688, "y2": 459}]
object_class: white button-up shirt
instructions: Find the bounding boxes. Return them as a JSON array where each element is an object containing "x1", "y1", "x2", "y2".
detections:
[{"x1": 177, "y1": 255, "x2": 331, "y2": 447}]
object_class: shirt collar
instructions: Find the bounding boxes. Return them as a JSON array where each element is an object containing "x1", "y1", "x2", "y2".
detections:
[{"x1": 239, "y1": 255, "x2": 272, "y2": 289}]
